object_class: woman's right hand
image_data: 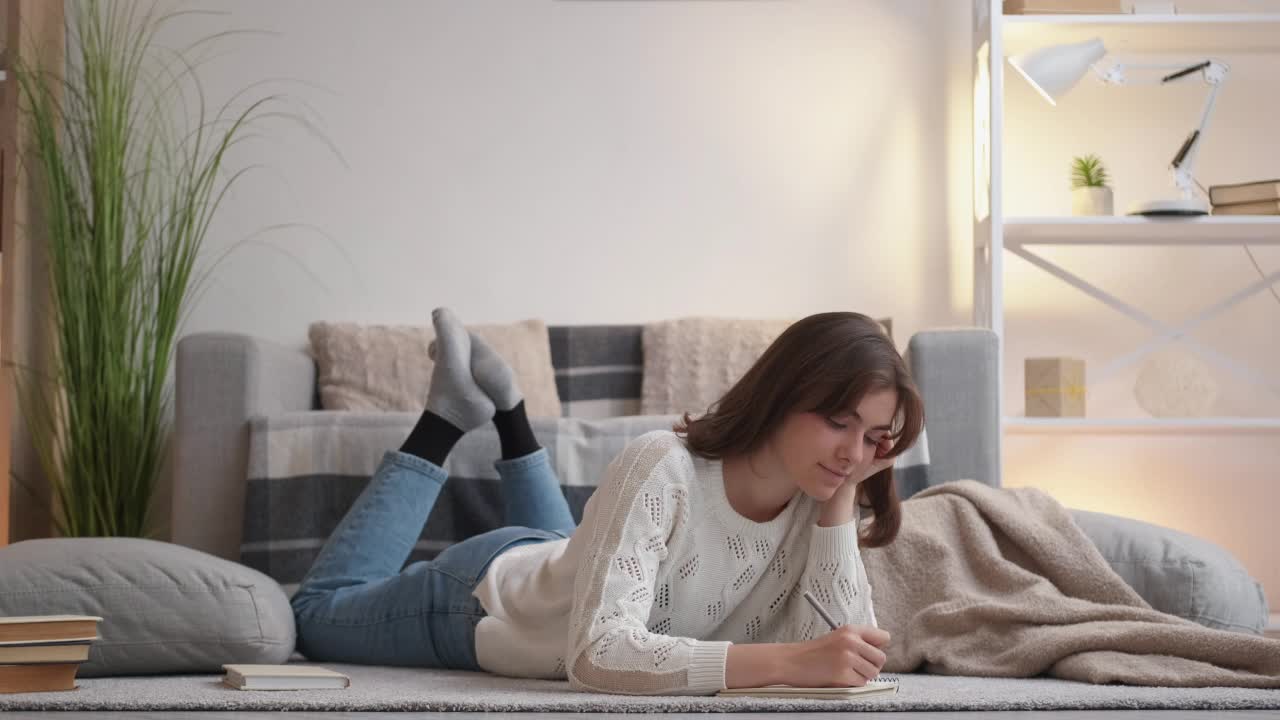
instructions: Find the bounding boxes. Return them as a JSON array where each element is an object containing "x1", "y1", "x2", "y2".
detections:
[{"x1": 784, "y1": 625, "x2": 890, "y2": 687}]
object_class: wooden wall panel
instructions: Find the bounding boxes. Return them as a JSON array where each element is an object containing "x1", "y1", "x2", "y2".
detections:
[{"x1": 1, "y1": 0, "x2": 65, "y2": 545}]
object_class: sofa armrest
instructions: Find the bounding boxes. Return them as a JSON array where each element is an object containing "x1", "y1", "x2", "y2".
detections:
[
  {"x1": 171, "y1": 333, "x2": 316, "y2": 560},
  {"x1": 906, "y1": 328, "x2": 1000, "y2": 492}
]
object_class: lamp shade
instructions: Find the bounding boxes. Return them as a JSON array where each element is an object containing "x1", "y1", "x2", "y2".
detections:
[{"x1": 1008, "y1": 38, "x2": 1106, "y2": 105}]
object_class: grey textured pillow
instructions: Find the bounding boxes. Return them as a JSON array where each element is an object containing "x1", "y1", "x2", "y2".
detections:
[
  {"x1": 0, "y1": 538, "x2": 294, "y2": 676},
  {"x1": 1070, "y1": 509, "x2": 1269, "y2": 634}
]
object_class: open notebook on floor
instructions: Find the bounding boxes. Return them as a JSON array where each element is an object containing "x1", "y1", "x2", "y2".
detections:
[{"x1": 717, "y1": 676, "x2": 898, "y2": 699}]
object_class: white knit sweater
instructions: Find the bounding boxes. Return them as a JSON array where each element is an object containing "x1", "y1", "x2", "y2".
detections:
[{"x1": 470, "y1": 430, "x2": 877, "y2": 696}]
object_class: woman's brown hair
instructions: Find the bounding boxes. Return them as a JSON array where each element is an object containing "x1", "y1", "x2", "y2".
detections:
[{"x1": 674, "y1": 312, "x2": 924, "y2": 548}]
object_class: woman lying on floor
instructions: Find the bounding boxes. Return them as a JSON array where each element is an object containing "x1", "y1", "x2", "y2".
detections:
[{"x1": 289, "y1": 308, "x2": 925, "y2": 695}]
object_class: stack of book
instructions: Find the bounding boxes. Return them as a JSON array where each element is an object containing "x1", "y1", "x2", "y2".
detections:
[
  {"x1": 0, "y1": 615, "x2": 102, "y2": 693},
  {"x1": 1004, "y1": 0, "x2": 1124, "y2": 14},
  {"x1": 1210, "y1": 179, "x2": 1280, "y2": 216}
]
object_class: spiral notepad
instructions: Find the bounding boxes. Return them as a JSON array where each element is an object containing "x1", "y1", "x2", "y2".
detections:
[{"x1": 717, "y1": 675, "x2": 898, "y2": 699}]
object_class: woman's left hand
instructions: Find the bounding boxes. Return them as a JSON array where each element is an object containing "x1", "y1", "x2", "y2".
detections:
[
  {"x1": 820, "y1": 438, "x2": 895, "y2": 526},
  {"x1": 832, "y1": 438, "x2": 894, "y2": 499}
]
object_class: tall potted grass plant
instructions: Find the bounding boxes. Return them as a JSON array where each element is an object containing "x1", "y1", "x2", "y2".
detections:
[{"x1": 14, "y1": 1, "x2": 280, "y2": 537}]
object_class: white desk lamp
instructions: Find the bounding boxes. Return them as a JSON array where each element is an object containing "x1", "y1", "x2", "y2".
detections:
[{"x1": 1008, "y1": 38, "x2": 1229, "y2": 216}]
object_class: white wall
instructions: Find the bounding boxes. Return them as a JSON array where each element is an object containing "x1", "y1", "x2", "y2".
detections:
[{"x1": 167, "y1": 0, "x2": 974, "y2": 352}]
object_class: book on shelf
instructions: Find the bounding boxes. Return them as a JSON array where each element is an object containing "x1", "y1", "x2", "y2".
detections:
[
  {"x1": 0, "y1": 663, "x2": 82, "y2": 694},
  {"x1": 0, "y1": 641, "x2": 92, "y2": 665},
  {"x1": 0, "y1": 616, "x2": 101, "y2": 645},
  {"x1": 222, "y1": 664, "x2": 351, "y2": 691},
  {"x1": 717, "y1": 676, "x2": 899, "y2": 699},
  {"x1": 1208, "y1": 179, "x2": 1280, "y2": 207},
  {"x1": 1004, "y1": 0, "x2": 1124, "y2": 14},
  {"x1": 1211, "y1": 200, "x2": 1280, "y2": 216}
]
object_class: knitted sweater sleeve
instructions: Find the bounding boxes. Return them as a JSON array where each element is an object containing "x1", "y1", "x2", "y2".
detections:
[
  {"x1": 762, "y1": 512, "x2": 875, "y2": 640},
  {"x1": 785, "y1": 520, "x2": 876, "y2": 642},
  {"x1": 565, "y1": 433, "x2": 730, "y2": 696}
]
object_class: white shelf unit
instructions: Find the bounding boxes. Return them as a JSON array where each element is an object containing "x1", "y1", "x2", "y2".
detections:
[
  {"x1": 1003, "y1": 216, "x2": 1280, "y2": 246},
  {"x1": 972, "y1": 4, "x2": 1280, "y2": 467},
  {"x1": 1003, "y1": 13, "x2": 1280, "y2": 55},
  {"x1": 1006, "y1": 416, "x2": 1280, "y2": 434}
]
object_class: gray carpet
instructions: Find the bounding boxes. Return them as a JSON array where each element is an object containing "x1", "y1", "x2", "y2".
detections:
[{"x1": 1, "y1": 666, "x2": 1279, "y2": 712}]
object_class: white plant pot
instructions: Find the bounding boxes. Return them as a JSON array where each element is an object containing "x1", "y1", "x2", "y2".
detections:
[{"x1": 1071, "y1": 186, "x2": 1113, "y2": 216}]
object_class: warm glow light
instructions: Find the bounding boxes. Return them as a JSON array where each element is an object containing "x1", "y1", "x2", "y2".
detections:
[
  {"x1": 973, "y1": 42, "x2": 991, "y2": 224},
  {"x1": 1004, "y1": 439, "x2": 1179, "y2": 528}
]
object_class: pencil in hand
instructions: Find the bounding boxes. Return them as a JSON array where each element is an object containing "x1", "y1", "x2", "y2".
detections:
[
  {"x1": 802, "y1": 590, "x2": 840, "y2": 630},
  {"x1": 803, "y1": 589, "x2": 892, "y2": 685}
]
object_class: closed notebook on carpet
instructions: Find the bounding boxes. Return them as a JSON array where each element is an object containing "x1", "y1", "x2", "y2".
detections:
[
  {"x1": 717, "y1": 676, "x2": 899, "y2": 699},
  {"x1": 222, "y1": 664, "x2": 350, "y2": 691}
]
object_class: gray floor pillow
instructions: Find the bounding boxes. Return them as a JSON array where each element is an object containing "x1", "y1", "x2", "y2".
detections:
[
  {"x1": 1071, "y1": 509, "x2": 1269, "y2": 635},
  {"x1": 0, "y1": 537, "x2": 294, "y2": 676}
]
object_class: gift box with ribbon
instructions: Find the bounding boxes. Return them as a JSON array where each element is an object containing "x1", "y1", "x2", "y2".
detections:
[{"x1": 1025, "y1": 357, "x2": 1086, "y2": 417}]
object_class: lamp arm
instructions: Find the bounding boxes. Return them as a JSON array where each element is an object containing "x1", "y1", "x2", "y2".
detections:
[
  {"x1": 1170, "y1": 62, "x2": 1227, "y2": 198},
  {"x1": 1094, "y1": 60, "x2": 1213, "y2": 84},
  {"x1": 1100, "y1": 59, "x2": 1229, "y2": 199}
]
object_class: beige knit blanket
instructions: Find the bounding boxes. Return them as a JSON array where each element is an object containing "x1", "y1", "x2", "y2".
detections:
[{"x1": 862, "y1": 480, "x2": 1280, "y2": 687}]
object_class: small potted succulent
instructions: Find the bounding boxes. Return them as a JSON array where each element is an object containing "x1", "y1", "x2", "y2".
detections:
[{"x1": 1070, "y1": 154, "x2": 1113, "y2": 216}]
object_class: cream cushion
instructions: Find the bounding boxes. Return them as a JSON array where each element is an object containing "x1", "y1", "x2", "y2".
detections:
[
  {"x1": 309, "y1": 319, "x2": 562, "y2": 418},
  {"x1": 641, "y1": 317, "x2": 794, "y2": 416},
  {"x1": 641, "y1": 316, "x2": 891, "y2": 416}
]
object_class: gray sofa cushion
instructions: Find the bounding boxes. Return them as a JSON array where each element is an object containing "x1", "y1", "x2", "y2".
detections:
[
  {"x1": 0, "y1": 537, "x2": 295, "y2": 676},
  {"x1": 1071, "y1": 509, "x2": 1269, "y2": 634}
]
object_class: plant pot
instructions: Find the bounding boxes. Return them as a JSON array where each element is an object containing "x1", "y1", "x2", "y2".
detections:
[{"x1": 1071, "y1": 186, "x2": 1113, "y2": 216}]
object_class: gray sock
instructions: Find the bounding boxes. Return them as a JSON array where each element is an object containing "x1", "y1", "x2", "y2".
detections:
[
  {"x1": 469, "y1": 332, "x2": 524, "y2": 412},
  {"x1": 429, "y1": 330, "x2": 525, "y2": 412},
  {"x1": 424, "y1": 308, "x2": 494, "y2": 431}
]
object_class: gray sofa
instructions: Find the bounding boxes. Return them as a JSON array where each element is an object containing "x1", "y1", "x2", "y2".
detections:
[{"x1": 170, "y1": 324, "x2": 1269, "y2": 635}]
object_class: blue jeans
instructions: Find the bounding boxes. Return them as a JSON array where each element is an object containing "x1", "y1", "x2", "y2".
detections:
[{"x1": 291, "y1": 448, "x2": 576, "y2": 670}]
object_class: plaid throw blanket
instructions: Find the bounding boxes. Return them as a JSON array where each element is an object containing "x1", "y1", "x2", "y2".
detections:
[
  {"x1": 240, "y1": 413, "x2": 930, "y2": 594},
  {"x1": 548, "y1": 325, "x2": 644, "y2": 419}
]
